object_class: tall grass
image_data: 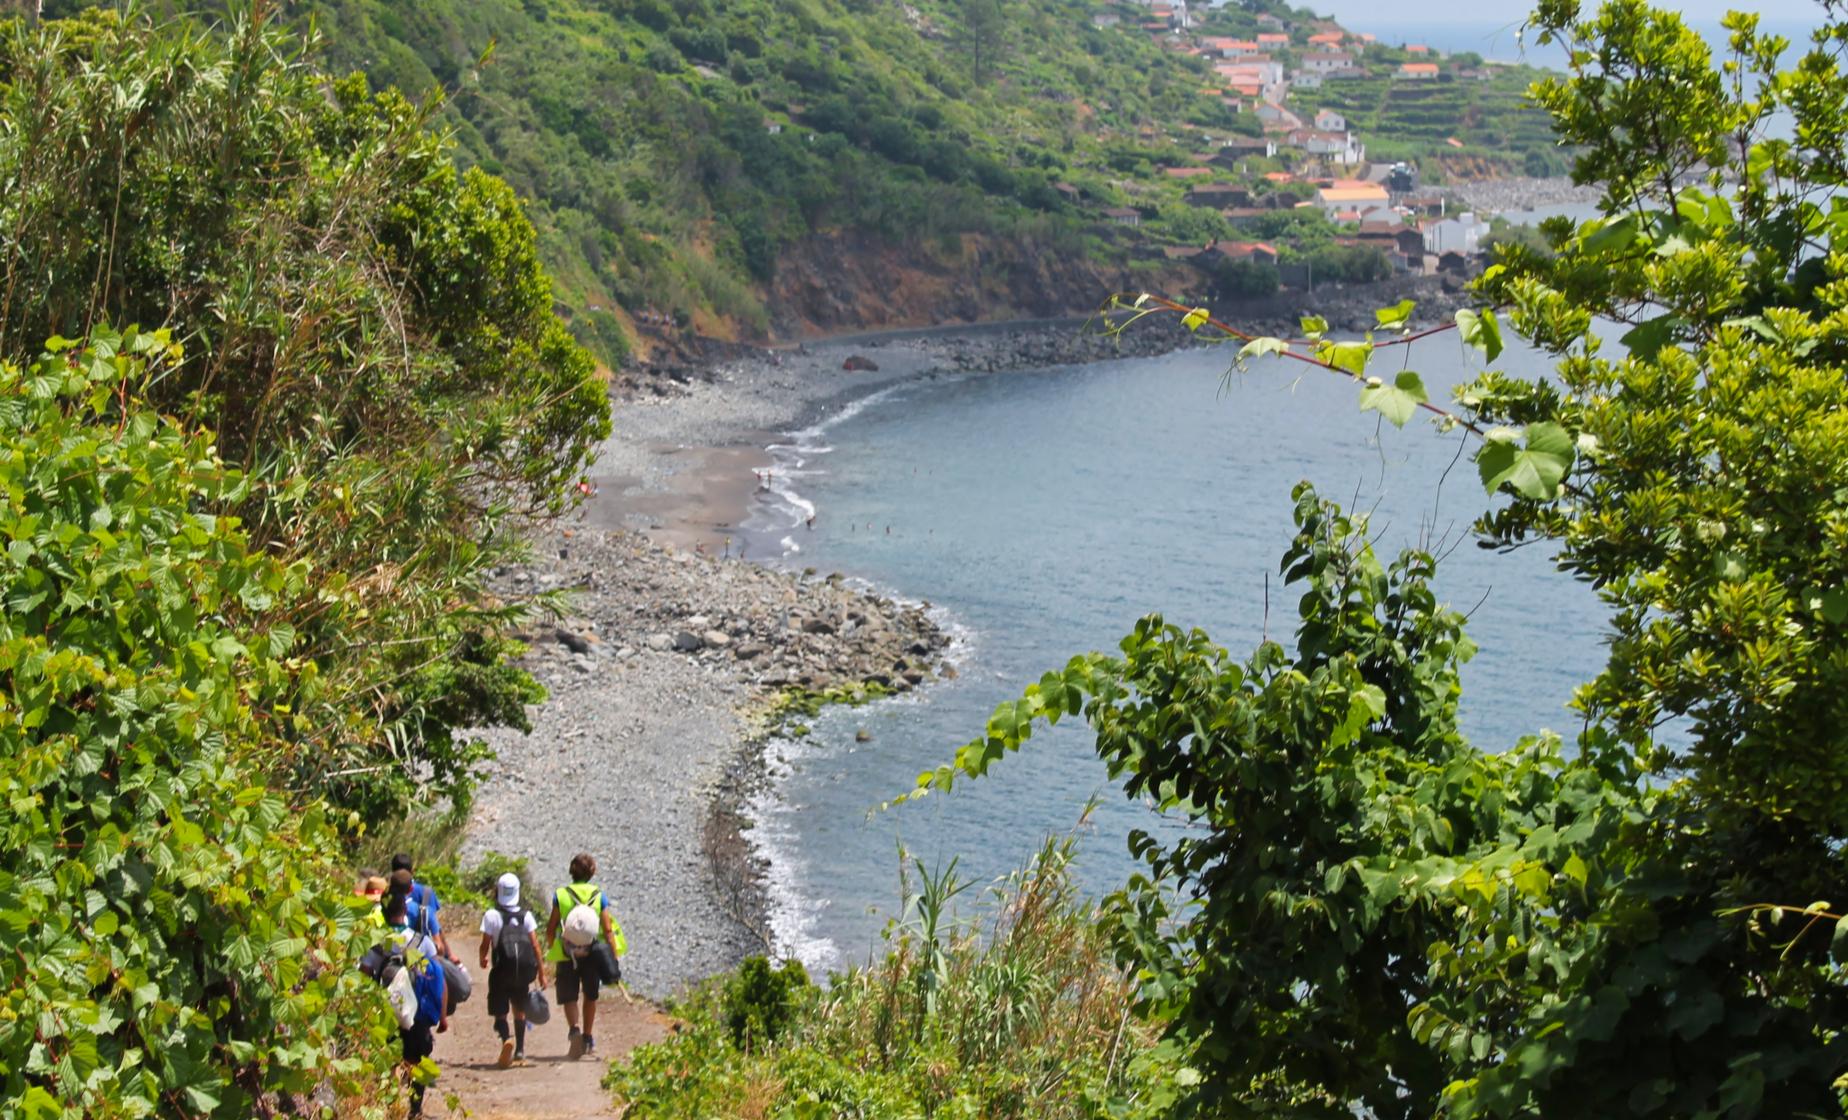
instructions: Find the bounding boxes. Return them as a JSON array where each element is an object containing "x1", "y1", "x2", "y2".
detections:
[{"x1": 607, "y1": 836, "x2": 1200, "y2": 1118}]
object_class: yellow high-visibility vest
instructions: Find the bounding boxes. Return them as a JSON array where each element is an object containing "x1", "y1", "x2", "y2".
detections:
[{"x1": 546, "y1": 883, "x2": 627, "y2": 961}]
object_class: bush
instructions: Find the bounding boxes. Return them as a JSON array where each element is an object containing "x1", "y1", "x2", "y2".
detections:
[
  {"x1": 0, "y1": 333, "x2": 400, "y2": 1117},
  {"x1": 723, "y1": 957, "x2": 812, "y2": 1052}
]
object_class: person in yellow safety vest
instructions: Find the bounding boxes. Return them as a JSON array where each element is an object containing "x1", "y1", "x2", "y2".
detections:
[{"x1": 542, "y1": 852, "x2": 626, "y2": 1060}]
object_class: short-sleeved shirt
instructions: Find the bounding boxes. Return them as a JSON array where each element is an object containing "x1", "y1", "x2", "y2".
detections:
[
  {"x1": 407, "y1": 881, "x2": 442, "y2": 937},
  {"x1": 480, "y1": 907, "x2": 539, "y2": 939}
]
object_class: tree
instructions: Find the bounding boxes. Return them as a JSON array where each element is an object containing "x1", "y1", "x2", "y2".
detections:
[
  {"x1": 960, "y1": 0, "x2": 1006, "y2": 81},
  {"x1": 909, "y1": 1, "x2": 1848, "y2": 1113},
  {"x1": 0, "y1": 7, "x2": 608, "y2": 816}
]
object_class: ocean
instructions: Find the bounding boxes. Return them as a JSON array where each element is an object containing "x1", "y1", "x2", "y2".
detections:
[{"x1": 739, "y1": 331, "x2": 1610, "y2": 974}]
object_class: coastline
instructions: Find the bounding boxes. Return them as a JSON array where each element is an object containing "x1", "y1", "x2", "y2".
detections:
[{"x1": 457, "y1": 303, "x2": 1445, "y2": 996}]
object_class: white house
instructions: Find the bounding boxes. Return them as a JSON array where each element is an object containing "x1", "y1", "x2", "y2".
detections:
[
  {"x1": 1423, "y1": 212, "x2": 1490, "y2": 254},
  {"x1": 1301, "y1": 51, "x2": 1354, "y2": 74},
  {"x1": 1291, "y1": 71, "x2": 1324, "y2": 90},
  {"x1": 1315, "y1": 108, "x2": 1346, "y2": 132}
]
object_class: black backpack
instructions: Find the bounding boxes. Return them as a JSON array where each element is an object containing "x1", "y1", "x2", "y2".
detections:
[{"x1": 493, "y1": 904, "x2": 538, "y2": 985}]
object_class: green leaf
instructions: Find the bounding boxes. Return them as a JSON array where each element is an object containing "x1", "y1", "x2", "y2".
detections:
[
  {"x1": 1181, "y1": 306, "x2": 1210, "y2": 331},
  {"x1": 1236, "y1": 336, "x2": 1288, "y2": 367},
  {"x1": 1477, "y1": 422, "x2": 1575, "y2": 499},
  {"x1": 1621, "y1": 314, "x2": 1682, "y2": 359},
  {"x1": 1300, "y1": 315, "x2": 1328, "y2": 339},
  {"x1": 1455, "y1": 308, "x2": 1504, "y2": 363},
  {"x1": 1374, "y1": 299, "x2": 1416, "y2": 329},
  {"x1": 1822, "y1": 589, "x2": 1848, "y2": 625},
  {"x1": 1316, "y1": 340, "x2": 1371, "y2": 376},
  {"x1": 1358, "y1": 371, "x2": 1429, "y2": 428}
]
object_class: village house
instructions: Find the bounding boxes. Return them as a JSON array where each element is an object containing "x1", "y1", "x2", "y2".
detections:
[
  {"x1": 1397, "y1": 61, "x2": 1439, "y2": 79},
  {"x1": 1291, "y1": 71, "x2": 1324, "y2": 89},
  {"x1": 1253, "y1": 101, "x2": 1291, "y2": 126},
  {"x1": 1218, "y1": 60, "x2": 1285, "y2": 86},
  {"x1": 1221, "y1": 206, "x2": 1272, "y2": 227},
  {"x1": 1257, "y1": 32, "x2": 1289, "y2": 46},
  {"x1": 1163, "y1": 166, "x2": 1217, "y2": 179},
  {"x1": 1103, "y1": 207, "x2": 1142, "y2": 227},
  {"x1": 1301, "y1": 51, "x2": 1356, "y2": 75},
  {"x1": 1307, "y1": 30, "x2": 1343, "y2": 47},
  {"x1": 1091, "y1": 12, "x2": 1120, "y2": 28},
  {"x1": 1053, "y1": 182, "x2": 1082, "y2": 203},
  {"x1": 1424, "y1": 212, "x2": 1489, "y2": 254},
  {"x1": 1314, "y1": 180, "x2": 1391, "y2": 215},
  {"x1": 1405, "y1": 43, "x2": 1431, "y2": 53},
  {"x1": 1289, "y1": 129, "x2": 1365, "y2": 165},
  {"x1": 1314, "y1": 108, "x2": 1346, "y2": 132},
  {"x1": 1222, "y1": 240, "x2": 1280, "y2": 265},
  {"x1": 1211, "y1": 136, "x2": 1278, "y2": 161},
  {"x1": 1184, "y1": 183, "x2": 1250, "y2": 208}
]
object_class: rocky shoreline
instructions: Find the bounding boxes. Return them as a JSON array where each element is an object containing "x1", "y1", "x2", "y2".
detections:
[{"x1": 460, "y1": 302, "x2": 1476, "y2": 997}]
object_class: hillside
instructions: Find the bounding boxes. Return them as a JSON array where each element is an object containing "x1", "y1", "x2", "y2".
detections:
[{"x1": 44, "y1": 0, "x2": 1563, "y2": 359}]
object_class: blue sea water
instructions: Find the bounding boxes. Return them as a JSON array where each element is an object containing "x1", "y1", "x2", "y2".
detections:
[{"x1": 740, "y1": 334, "x2": 1610, "y2": 974}]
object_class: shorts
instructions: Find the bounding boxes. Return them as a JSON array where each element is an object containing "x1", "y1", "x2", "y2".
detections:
[
  {"x1": 400, "y1": 1023, "x2": 435, "y2": 1063},
  {"x1": 554, "y1": 955, "x2": 600, "y2": 1004},
  {"x1": 487, "y1": 966, "x2": 531, "y2": 1018}
]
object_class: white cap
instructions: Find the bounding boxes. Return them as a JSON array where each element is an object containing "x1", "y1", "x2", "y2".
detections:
[{"x1": 496, "y1": 872, "x2": 521, "y2": 907}]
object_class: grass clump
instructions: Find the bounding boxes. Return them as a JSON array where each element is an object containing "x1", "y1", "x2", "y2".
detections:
[{"x1": 605, "y1": 837, "x2": 1200, "y2": 1118}]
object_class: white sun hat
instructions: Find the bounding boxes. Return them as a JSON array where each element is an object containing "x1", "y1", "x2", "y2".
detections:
[{"x1": 496, "y1": 872, "x2": 522, "y2": 908}]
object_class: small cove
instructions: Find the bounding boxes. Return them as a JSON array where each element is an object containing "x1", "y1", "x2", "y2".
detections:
[{"x1": 739, "y1": 335, "x2": 1610, "y2": 974}]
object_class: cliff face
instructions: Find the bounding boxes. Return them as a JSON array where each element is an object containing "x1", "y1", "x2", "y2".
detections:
[{"x1": 766, "y1": 231, "x2": 1193, "y2": 338}]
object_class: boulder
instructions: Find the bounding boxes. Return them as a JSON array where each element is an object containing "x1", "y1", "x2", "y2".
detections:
[
  {"x1": 703, "y1": 629, "x2": 732, "y2": 649},
  {"x1": 841, "y1": 354, "x2": 880, "y2": 372},
  {"x1": 645, "y1": 633, "x2": 674, "y2": 652},
  {"x1": 672, "y1": 630, "x2": 704, "y2": 652}
]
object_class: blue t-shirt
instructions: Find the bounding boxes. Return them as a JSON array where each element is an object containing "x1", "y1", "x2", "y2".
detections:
[{"x1": 406, "y1": 881, "x2": 442, "y2": 937}]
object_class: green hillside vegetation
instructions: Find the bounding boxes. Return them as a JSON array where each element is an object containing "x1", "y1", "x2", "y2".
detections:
[
  {"x1": 281, "y1": 0, "x2": 1249, "y2": 350},
  {"x1": 48, "y1": 0, "x2": 1563, "y2": 359},
  {"x1": 0, "y1": 9, "x2": 607, "y2": 1113}
]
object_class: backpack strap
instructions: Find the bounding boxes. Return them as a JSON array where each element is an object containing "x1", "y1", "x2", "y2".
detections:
[{"x1": 412, "y1": 882, "x2": 435, "y2": 936}]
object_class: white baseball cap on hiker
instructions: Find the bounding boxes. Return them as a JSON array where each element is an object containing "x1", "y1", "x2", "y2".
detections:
[{"x1": 496, "y1": 872, "x2": 521, "y2": 907}]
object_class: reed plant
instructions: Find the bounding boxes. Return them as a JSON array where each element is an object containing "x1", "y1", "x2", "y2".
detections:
[{"x1": 607, "y1": 836, "x2": 1203, "y2": 1118}]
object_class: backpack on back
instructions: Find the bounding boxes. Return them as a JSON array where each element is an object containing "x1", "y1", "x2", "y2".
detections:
[
  {"x1": 560, "y1": 885, "x2": 602, "y2": 957},
  {"x1": 494, "y1": 904, "x2": 539, "y2": 985}
]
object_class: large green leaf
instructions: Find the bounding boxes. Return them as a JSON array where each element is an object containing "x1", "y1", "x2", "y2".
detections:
[
  {"x1": 1476, "y1": 422, "x2": 1575, "y2": 499},
  {"x1": 1358, "y1": 371, "x2": 1429, "y2": 428}
]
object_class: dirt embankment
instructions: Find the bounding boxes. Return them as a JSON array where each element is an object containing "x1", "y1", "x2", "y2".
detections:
[{"x1": 767, "y1": 230, "x2": 1192, "y2": 337}]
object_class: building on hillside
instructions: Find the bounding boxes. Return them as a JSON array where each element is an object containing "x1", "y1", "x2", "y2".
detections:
[
  {"x1": 1104, "y1": 207, "x2": 1142, "y2": 227},
  {"x1": 1406, "y1": 43, "x2": 1431, "y2": 53},
  {"x1": 1092, "y1": 12, "x2": 1120, "y2": 27},
  {"x1": 1301, "y1": 51, "x2": 1356, "y2": 74},
  {"x1": 1163, "y1": 166, "x2": 1217, "y2": 179},
  {"x1": 1221, "y1": 206, "x2": 1272, "y2": 227},
  {"x1": 1437, "y1": 250, "x2": 1477, "y2": 277},
  {"x1": 1292, "y1": 71, "x2": 1324, "y2": 89},
  {"x1": 1397, "y1": 62, "x2": 1439, "y2": 79},
  {"x1": 1184, "y1": 183, "x2": 1250, "y2": 208},
  {"x1": 1307, "y1": 31, "x2": 1344, "y2": 47},
  {"x1": 1394, "y1": 226, "x2": 1427, "y2": 266},
  {"x1": 764, "y1": 120, "x2": 783, "y2": 134},
  {"x1": 1289, "y1": 129, "x2": 1365, "y2": 165},
  {"x1": 1423, "y1": 212, "x2": 1489, "y2": 254},
  {"x1": 1222, "y1": 241, "x2": 1280, "y2": 264},
  {"x1": 1314, "y1": 182, "x2": 1391, "y2": 215},
  {"x1": 1314, "y1": 108, "x2": 1346, "y2": 132},
  {"x1": 1211, "y1": 136, "x2": 1278, "y2": 161},
  {"x1": 1218, "y1": 60, "x2": 1285, "y2": 86},
  {"x1": 1053, "y1": 182, "x2": 1082, "y2": 202},
  {"x1": 1257, "y1": 32, "x2": 1289, "y2": 46},
  {"x1": 1253, "y1": 101, "x2": 1291, "y2": 126},
  {"x1": 1256, "y1": 12, "x2": 1284, "y2": 26}
]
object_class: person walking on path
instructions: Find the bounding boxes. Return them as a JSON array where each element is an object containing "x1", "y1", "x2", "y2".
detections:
[
  {"x1": 542, "y1": 852, "x2": 626, "y2": 1060},
  {"x1": 392, "y1": 855, "x2": 460, "y2": 965},
  {"x1": 479, "y1": 872, "x2": 546, "y2": 1068},
  {"x1": 382, "y1": 892, "x2": 449, "y2": 1118}
]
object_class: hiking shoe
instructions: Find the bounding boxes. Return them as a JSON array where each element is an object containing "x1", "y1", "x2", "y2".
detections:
[
  {"x1": 583, "y1": 1035, "x2": 597, "y2": 1058},
  {"x1": 513, "y1": 1048, "x2": 526, "y2": 1065},
  {"x1": 566, "y1": 1028, "x2": 585, "y2": 1061},
  {"x1": 497, "y1": 1038, "x2": 515, "y2": 1069}
]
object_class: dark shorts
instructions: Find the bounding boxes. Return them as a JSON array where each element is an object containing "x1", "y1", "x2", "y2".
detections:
[
  {"x1": 555, "y1": 955, "x2": 600, "y2": 1004},
  {"x1": 401, "y1": 1023, "x2": 435, "y2": 1063},
  {"x1": 487, "y1": 966, "x2": 530, "y2": 1018}
]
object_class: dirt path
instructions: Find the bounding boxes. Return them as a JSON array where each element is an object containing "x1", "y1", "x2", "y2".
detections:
[{"x1": 428, "y1": 985, "x2": 672, "y2": 1119}]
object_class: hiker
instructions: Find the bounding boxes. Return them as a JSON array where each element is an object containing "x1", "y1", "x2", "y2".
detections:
[
  {"x1": 479, "y1": 871, "x2": 546, "y2": 1068},
  {"x1": 542, "y1": 852, "x2": 627, "y2": 1060},
  {"x1": 389, "y1": 857, "x2": 459, "y2": 965},
  {"x1": 380, "y1": 892, "x2": 448, "y2": 1118}
]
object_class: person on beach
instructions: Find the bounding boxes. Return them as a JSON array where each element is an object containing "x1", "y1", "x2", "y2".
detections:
[
  {"x1": 542, "y1": 853, "x2": 626, "y2": 1060},
  {"x1": 381, "y1": 892, "x2": 448, "y2": 1118},
  {"x1": 479, "y1": 871, "x2": 545, "y2": 1068}
]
